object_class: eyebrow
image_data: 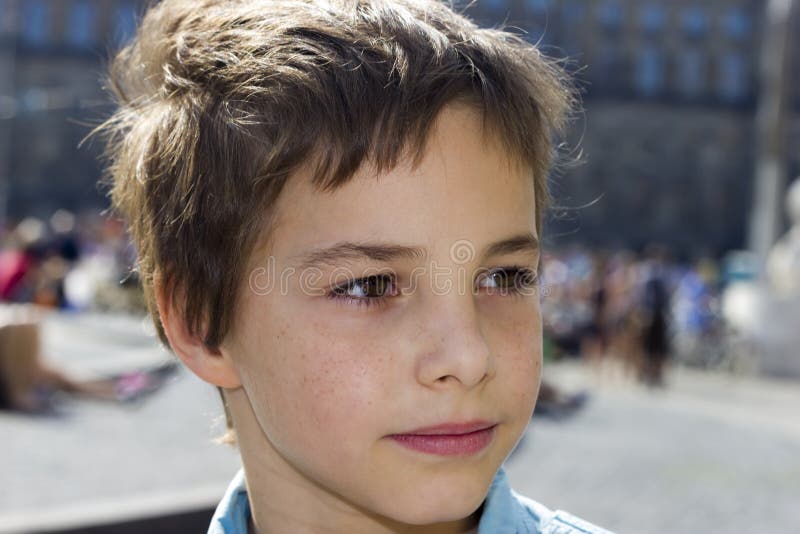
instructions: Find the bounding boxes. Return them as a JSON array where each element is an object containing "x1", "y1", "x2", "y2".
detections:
[
  {"x1": 292, "y1": 232, "x2": 539, "y2": 270},
  {"x1": 482, "y1": 232, "x2": 540, "y2": 259}
]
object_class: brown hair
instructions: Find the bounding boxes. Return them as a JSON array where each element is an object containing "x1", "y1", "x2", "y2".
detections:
[{"x1": 91, "y1": 0, "x2": 575, "y2": 442}]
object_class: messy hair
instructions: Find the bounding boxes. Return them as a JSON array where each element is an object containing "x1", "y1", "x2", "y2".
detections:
[{"x1": 92, "y1": 0, "x2": 575, "y2": 443}]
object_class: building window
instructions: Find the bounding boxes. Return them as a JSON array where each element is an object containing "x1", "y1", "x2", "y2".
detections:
[
  {"x1": 483, "y1": 0, "x2": 512, "y2": 15},
  {"x1": 593, "y1": 44, "x2": 625, "y2": 94},
  {"x1": 524, "y1": 0, "x2": 555, "y2": 44},
  {"x1": 526, "y1": 0, "x2": 552, "y2": 16},
  {"x1": 525, "y1": 23, "x2": 548, "y2": 45},
  {"x1": 639, "y1": 4, "x2": 666, "y2": 35},
  {"x1": 66, "y1": 0, "x2": 96, "y2": 48},
  {"x1": 597, "y1": 1, "x2": 623, "y2": 32},
  {"x1": 0, "y1": 0, "x2": 10, "y2": 35},
  {"x1": 795, "y1": 55, "x2": 800, "y2": 110},
  {"x1": 717, "y1": 53, "x2": 749, "y2": 103},
  {"x1": 561, "y1": 0, "x2": 585, "y2": 26},
  {"x1": 559, "y1": 0, "x2": 585, "y2": 57},
  {"x1": 21, "y1": 0, "x2": 50, "y2": 46},
  {"x1": 635, "y1": 46, "x2": 665, "y2": 97},
  {"x1": 681, "y1": 6, "x2": 708, "y2": 40},
  {"x1": 723, "y1": 8, "x2": 752, "y2": 41},
  {"x1": 113, "y1": 2, "x2": 138, "y2": 46},
  {"x1": 676, "y1": 49, "x2": 706, "y2": 99}
]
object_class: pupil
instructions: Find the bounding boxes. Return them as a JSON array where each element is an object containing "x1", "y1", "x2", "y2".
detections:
[
  {"x1": 365, "y1": 276, "x2": 386, "y2": 297},
  {"x1": 516, "y1": 270, "x2": 534, "y2": 286},
  {"x1": 494, "y1": 271, "x2": 510, "y2": 288}
]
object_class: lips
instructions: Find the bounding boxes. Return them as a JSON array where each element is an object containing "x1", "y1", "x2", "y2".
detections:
[{"x1": 388, "y1": 421, "x2": 497, "y2": 456}]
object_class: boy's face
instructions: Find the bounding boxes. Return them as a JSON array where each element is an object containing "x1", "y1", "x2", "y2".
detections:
[{"x1": 223, "y1": 104, "x2": 543, "y2": 530}]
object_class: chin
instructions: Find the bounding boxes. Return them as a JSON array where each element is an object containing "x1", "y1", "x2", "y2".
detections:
[
  {"x1": 377, "y1": 471, "x2": 492, "y2": 526},
  {"x1": 387, "y1": 500, "x2": 483, "y2": 528}
]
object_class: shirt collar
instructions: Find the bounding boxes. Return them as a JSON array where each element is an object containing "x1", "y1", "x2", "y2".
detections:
[
  {"x1": 208, "y1": 469, "x2": 250, "y2": 534},
  {"x1": 478, "y1": 466, "x2": 546, "y2": 533}
]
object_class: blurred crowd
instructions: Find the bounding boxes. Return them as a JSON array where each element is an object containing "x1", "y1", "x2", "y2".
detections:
[
  {"x1": 0, "y1": 208, "x2": 793, "y2": 412},
  {"x1": 0, "y1": 211, "x2": 761, "y2": 383},
  {"x1": 540, "y1": 245, "x2": 750, "y2": 386},
  {"x1": 0, "y1": 211, "x2": 165, "y2": 414},
  {"x1": 0, "y1": 210, "x2": 144, "y2": 313}
]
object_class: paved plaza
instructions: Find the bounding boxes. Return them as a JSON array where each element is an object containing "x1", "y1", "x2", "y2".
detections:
[
  {"x1": 506, "y1": 361, "x2": 800, "y2": 533},
  {"x1": 1, "y1": 312, "x2": 799, "y2": 533}
]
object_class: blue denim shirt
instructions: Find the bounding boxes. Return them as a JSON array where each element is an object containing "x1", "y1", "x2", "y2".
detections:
[{"x1": 208, "y1": 467, "x2": 614, "y2": 533}]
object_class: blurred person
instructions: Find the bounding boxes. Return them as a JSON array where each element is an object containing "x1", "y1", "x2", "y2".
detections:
[
  {"x1": 636, "y1": 245, "x2": 673, "y2": 387},
  {"x1": 44, "y1": 210, "x2": 82, "y2": 309},
  {"x1": 89, "y1": 1, "x2": 615, "y2": 532},
  {"x1": 766, "y1": 178, "x2": 800, "y2": 297},
  {"x1": 580, "y1": 253, "x2": 611, "y2": 377},
  {"x1": 533, "y1": 380, "x2": 589, "y2": 420},
  {"x1": 0, "y1": 305, "x2": 173, "y2": 413},
  {"x1": 0, "y1": 215, "x2": 84, "y2": 309},
  {"x1": 0, "y1": 218, "x2": 47, "y2": 303},
  {"x1": 671, "y1": 257, "x2": 725, "y2": 368},
  {"x1": 31, "y1": 251, "x2": 70, "y2": 308},
  {"x1": 62, "y1": 212, "x2": 147, "y2": 313},
  {"x1": 540, "y1": 248, "x2": 596, "y2": 358},
  {"x1": 540, "y1": 253, "x2": 579, "y2": 357},
  {"x1": 601, "y1": 251, "x2": 641, "y2": 383}
]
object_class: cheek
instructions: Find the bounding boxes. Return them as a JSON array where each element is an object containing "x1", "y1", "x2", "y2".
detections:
[
  {"x1": 483, "y1": 298, "x2": 543, "y2": 403},
  {"x1": 483, "y1": 296, "x2": 542, "y2": 351},
  {"x1": 239, "y1": 309, "x2": 395, "y2": 443}
]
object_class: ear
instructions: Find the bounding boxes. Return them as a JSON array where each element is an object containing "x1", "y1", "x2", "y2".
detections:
[{"x1": 154, "y1": 276, "x2": 241, "y2": 389}]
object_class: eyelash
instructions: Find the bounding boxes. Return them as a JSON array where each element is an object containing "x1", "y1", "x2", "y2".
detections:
[
  {"x1": 327, "y1": 273, "x2": 399, "y2": 309},
  {"x1": 326, "y1": 266, "x2": 538, "y2": 309},
  {"x1": 477, "y1": 266, "x2": 539, "y2": 296}
]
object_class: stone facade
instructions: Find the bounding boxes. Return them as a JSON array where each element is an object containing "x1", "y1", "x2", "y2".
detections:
[
  {"x1": 467, "y1": 0, "x2": 799, "y2": 256},
  {"x1": 0, "y1": 0, "x2": 797, "y2": 255},
  {"x1": 0, "y1": 0, "x2": 139, "y2": 220}
]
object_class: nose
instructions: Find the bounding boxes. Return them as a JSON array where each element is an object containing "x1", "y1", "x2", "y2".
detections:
[{"x1": 414, "y1": 293, "x2": 494, "y2": 389}]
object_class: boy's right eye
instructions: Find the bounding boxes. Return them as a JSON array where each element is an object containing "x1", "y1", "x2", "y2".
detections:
[{"x1": 327, "y1": 274, "x2": 399, "y2": 308}]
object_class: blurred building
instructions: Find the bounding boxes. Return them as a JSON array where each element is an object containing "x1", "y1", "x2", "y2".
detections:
[
  {"x1": 0, "y1": 0, "x2": 798, "y2": 257},
  {"x1": 0, "y1": 0, "x2": 141, "y2": 221},
  {"x1": 468, "y1": 0, "x2": 800, "y2": 257}
]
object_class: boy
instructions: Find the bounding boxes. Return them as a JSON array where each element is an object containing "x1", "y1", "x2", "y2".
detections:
[{"x1": 94, "y1": 0, "x2": 613, "y2": 532}]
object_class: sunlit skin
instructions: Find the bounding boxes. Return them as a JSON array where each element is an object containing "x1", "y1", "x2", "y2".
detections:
[{"x1": 159, "y1": 104, "x2": 544, "y2": 533}]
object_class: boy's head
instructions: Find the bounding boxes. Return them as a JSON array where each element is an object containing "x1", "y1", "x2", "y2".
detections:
[{"x1": 96, "y1": 0, "x2": 574, "y2": 530}]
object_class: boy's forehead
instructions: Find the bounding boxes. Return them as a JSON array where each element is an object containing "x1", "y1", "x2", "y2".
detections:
[
  {"x1": 284, "y1": 232, "x2": 541, "y2": 273},
  {"x1": 258, "y1": 107, "x2": 537, "y2": 263},
  {"x1": 292, "y1": 105, "x2": 530, "y2": 196}
]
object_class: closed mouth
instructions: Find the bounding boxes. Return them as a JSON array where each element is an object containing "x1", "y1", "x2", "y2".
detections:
[{"x1": 388, "y1": 422, "x2": 497, "y2": 456}]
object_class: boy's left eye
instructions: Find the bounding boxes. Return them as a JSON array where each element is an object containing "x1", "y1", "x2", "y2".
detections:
[
  {"x1": 328, "y1": 274, "x2": 399, "y2": 308},
  {"x1": 477, "y1": 267, "x2": 538, "y2": 295}
]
